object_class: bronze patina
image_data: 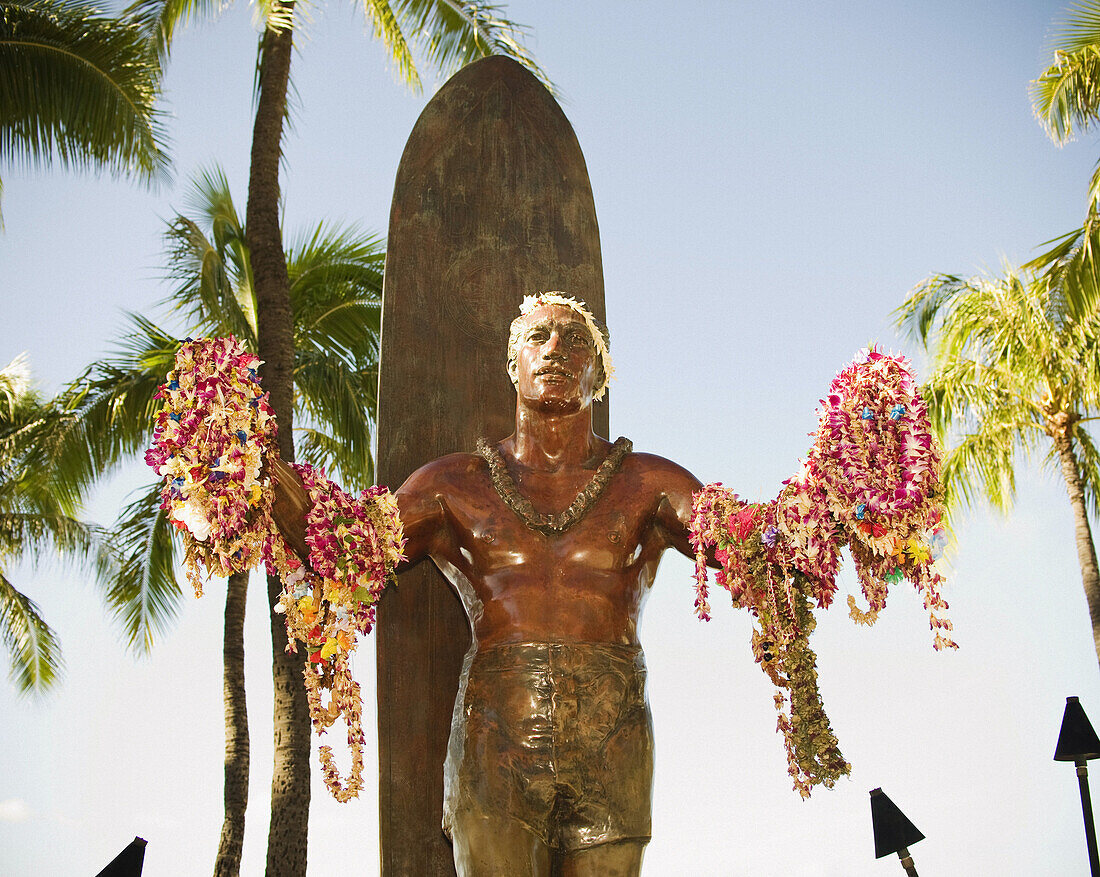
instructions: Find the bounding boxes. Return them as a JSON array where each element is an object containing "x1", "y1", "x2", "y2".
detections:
[
  {"x1": 374, "y1": 55, "x2": 609, "y2": 875},
  {"x1": 274, "y1": 299, "x2": 713, "y2": 876}
]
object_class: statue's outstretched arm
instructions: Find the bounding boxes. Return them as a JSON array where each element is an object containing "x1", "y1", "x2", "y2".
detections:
[
  {"x1": 269, "y1": 456, "x2": 311, "y2": 563},
  {"x1": 392, "y1": 457, "x2": 458, "y2": 568},
  {"x1": 148, "y1": 336, "x2": 406, "y2": 803},
  {"x1": 640, "y1": 453, "x2": 720, "y2": 567}
]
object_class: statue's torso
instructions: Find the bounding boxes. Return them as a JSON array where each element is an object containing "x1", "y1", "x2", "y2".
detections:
[{"x1": 398, "y1": 448, "x2": 695, "y2": 649}]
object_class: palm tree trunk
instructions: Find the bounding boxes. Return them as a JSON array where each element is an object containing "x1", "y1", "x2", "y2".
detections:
[
  {"x1": 1053, "y1": 432, "x2": 1100, "y2": 671},
  {"x1": 214, "y1": 570, "x2": 250, "y2": 877},
  {"x1": 245, "y1": 9, "x2": 310, "y2": 876}
]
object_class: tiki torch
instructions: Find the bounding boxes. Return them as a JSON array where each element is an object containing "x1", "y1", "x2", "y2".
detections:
[
  {"x1": 1055, "y1": 696, "x2": 1100, "y2": 877},
  {"x1": 869, "y1": 787, "x2": 924, "y2": 876}
]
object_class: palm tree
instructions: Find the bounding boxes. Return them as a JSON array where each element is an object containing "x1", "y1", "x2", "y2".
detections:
[
  {"x1": 122, "y1": 5, "x2": 547, "y2": 867},
  {"x1": 895, "y1": 258, "x2": 1100, "y2": 671},
  {"x1": 0, "y1": 0, "x2": 169, "y2": 223},
  {"x1": 55, "y1": 166, "x2": 383, "y2": 875},
  {"x1": 1031, "y1": 1, "x2": 1100, "y2": 200},
  {"x1": 1, "y1": 0, "x2": 167, "y2": 683},
  {"x1": 0, "y1": 355, "x2": 114, "y2": 694}
]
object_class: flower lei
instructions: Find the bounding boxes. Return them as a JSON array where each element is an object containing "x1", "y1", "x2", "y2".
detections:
[
  {"x1": 145, "y1": 336, "x2": 277, "y2": 597},
  {"x1": 689, "y1": 348, "x2": 955, "y2": 798},
  {"x1": 268, "y1": 467, "x2": 405, "y2": 802},
  {"x1": 148, "y1": 337, "x2": 406, "y2": 801}
]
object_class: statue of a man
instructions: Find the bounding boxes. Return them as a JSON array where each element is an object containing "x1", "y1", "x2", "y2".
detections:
[{"x1": 275, "y1": 293, "x2": 711, "y2": 876}]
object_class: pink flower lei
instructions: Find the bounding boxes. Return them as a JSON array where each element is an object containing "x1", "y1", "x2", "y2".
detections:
[
  {"x1": 148, "y1": 337, "x2": 406, "y2": 801},
  {"x1": 267, "y1": 465, "x2": 406, "y2": 802},
  {"x1": 145, "y1": 336, "x2": 278, "y2": 596},
  {"x1": 689, "y1": 348, "x2": 956, "y2": 798}
]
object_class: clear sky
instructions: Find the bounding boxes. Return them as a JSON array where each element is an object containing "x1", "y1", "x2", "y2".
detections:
[{"x1": 3, "y1": 1, "x2": 1100, "y2": 874}]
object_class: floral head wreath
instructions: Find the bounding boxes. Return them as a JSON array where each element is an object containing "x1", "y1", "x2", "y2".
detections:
[{"x1": 507, "y1": 292, "x2": 613, "y2": 401}]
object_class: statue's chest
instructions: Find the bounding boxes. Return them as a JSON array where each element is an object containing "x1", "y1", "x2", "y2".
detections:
[
  {"x1": 471, "y1": 437, "x2": 636, "y2": 541},
  {"x1": 510, "y1": 467, "x2": 597, "y2": 510},
  {"x1": 453, "y1": 475, "x2": 653, "y2": 576}
]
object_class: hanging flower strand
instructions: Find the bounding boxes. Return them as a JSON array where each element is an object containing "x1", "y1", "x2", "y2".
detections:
[
  {"x1": 145, "y1": 336, "x2": 278, "y2": 597},
  {"x1": 268, "y1": 465, "x2": 406, "y2": 802},
  {"x1": 689, "y1": 347, "x2": 956, "y2": 798},
  {"x1": 810, "y1": 348, "x2": 954, "y2": 647},
  {"x1": 147, "y1": 336, "x2": 405, "y2": 802}
]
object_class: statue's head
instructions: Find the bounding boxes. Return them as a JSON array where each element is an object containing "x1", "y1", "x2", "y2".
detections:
[{"x1": 506, "y1": 293, "x2": 612, "y2": 403}]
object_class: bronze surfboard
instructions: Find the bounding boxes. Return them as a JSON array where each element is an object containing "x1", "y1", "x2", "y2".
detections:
[{"x1": 377, "y1": 55, "x2": 608, "y2": 874}]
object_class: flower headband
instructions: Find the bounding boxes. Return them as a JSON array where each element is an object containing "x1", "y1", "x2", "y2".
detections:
[{"x1": 509, "y1": 292, "x2": 613, "y2": 401}]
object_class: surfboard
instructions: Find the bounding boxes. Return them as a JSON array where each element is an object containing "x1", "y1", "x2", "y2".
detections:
[{"x1": 376, "y1": 55, "x2": 608, "y2": 874}]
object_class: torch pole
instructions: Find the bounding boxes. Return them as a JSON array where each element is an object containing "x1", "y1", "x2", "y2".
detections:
[{"x1": 1077, "y1": 759, "x2": 1100, "y2": 877}]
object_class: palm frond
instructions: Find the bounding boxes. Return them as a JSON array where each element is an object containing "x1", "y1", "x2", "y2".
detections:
[
  {"x1": 287, "y1": 221, "x2": 383, "y2": 359},
  {"x1": 897, "y1": 269, "x2": 1055, "y2": 381},
  {"x1": 47, "y1": 314, "x2": 178, "y2": 500},
  {"x1": 921, "y1": 364, "x2": 1041, "y2": 439},
  {"x1": 1032, "y1": 43, "x2": 1100, "y2": 144},
  {"x1": 0, "y1": 571, "x2": 62, "y2": 694},
  {"x1": 0, "y1": 353, "x2": 54, "y2": 478},
  {"x1": 0, "y1": 0, "x2": 170, "y2": 182},
  {"x1": 104, "y1": 483, "x2": 183, "y2": 653},
  {"x1": 393, "y1": 0, "x2": 552, "y2": 91},
  {"x1": 1075, "y1": 426, "x2": 1100, "y2": 519},
  {"x1": 1031, "y1": 1, "x2": 1100, "y2": 143},
  {"x1": 898, "y1": 260, "x2": 1100, "y2": 523},
  {"x1": 939, "y1": 424, "x2": 1023, "y2": 515},
  {"x1": 125, "y1": 0, "x2": 234, "y2": 60},
  {"x1": 360, "y1": 0, "x2": 420, "y2": 89},
  {"x1": 251, "y1": 0, "x2": 295, "y2": 35},
  {"x1": 1052, "y1": 0, "x2": 1100, "y2": 52},
  {"x1": 0, "y1": 508, "x2": 114, "y2": 578},
  {"x1": 293, "y1": 352, "x2": 376, "y2": 489},
  {"x1": 0, "y1": 353, "x2": 35, "y2": 419},
  {"x1": 0, "y1": 389, "x2": 119, "y2": 572},
  {"x1": 1024, "y1": 206, "x2": 1100, "y2": 321},
  {"x1": 895, "y1": 273, "x2": 981, "y2": 347},
  {"x1": 162, "y1": 166, "x2": 256, "y2": 340}
]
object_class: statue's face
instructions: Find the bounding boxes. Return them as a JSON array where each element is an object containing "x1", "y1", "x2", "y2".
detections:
[{"x1": 513, "y1": 304, "x2": 598, "y2": 411}]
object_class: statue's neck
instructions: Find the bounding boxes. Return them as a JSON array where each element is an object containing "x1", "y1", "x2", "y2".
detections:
[{"x1": 508, "y1": 399, "x2": 600, "y2": 470}]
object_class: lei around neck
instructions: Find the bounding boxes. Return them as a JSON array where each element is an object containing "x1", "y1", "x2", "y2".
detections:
[{"x1": 477, "y1": 436, "x2": 632, "y2": 536}]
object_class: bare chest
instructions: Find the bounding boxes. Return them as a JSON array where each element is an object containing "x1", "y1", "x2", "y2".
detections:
[{"x1": 438, "y1": 458, "x2": 665, "y2": 582}]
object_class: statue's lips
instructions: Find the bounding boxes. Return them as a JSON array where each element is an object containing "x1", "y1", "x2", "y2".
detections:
[{"x1": 535, "y1": 367, "x2": 573, "y2": 379}]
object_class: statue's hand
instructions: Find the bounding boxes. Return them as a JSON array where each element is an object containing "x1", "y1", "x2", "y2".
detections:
[{"x1": 269, "y1": 457, "x2": 312, "y2": 563}]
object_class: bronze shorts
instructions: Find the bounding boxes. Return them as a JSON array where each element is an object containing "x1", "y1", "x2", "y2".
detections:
[{"x1": 443, "y1": 641, "x2": 654, "y2": 852}]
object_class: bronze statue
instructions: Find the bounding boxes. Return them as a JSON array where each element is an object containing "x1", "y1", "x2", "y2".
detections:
[{"x1": 273, "y1": 294, "x2": 713, "y2": 876}]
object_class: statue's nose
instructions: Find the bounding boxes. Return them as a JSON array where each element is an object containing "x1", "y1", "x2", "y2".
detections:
[{"x1": 542, "y1": 331, "x2": 565, "y2": 358}]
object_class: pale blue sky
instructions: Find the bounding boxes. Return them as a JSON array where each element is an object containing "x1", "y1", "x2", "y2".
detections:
[{"x1": 3, "y1": 2, "x2": 1100, "y2": 874}]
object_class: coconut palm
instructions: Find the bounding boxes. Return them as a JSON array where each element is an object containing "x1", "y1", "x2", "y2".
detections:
[
  {"x1": 895, "y1": 256, "x2": 1100, "y2": 671},
  {"x1": 54, "y1": 166, "x2": 382, "y2": 874},
  {"x1": 0, "y1": 0, "x2": 169, "y2": 223},
  {"x1": 1031, "y1": 1, "x2": 1100, "y2": 200},
  {"x1": 0, "y1": 355, "x2": 114, "y2": 695},
  {"x1": 121, "y1": 6, "x2": 547, "y2": 866}
]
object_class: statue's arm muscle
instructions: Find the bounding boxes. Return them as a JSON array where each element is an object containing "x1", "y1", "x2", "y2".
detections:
[
  {"x1": 394, "y1": 460, "x2": 452, "y2": 567},
  {"x1": 646, "y1": 455, "x2": 719, "y2": 567}
]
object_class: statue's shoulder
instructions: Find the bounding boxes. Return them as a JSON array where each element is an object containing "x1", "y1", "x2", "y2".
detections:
[
  {"x1": 398, "y1": 450, "x2": 488, "y2": 497},
  {"x1": 619, "y1": 446, "x2": 705, "y2": 496},
  {"x1": 620, "y1": 446, "x2": 692, "y2": 475}
]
